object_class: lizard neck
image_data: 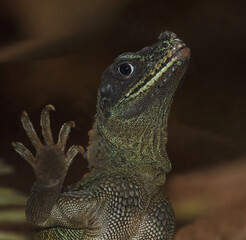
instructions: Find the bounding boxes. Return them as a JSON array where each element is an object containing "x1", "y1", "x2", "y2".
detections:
[{"x1": 87, "y1": 95, "x2": 173, "y2": 185}]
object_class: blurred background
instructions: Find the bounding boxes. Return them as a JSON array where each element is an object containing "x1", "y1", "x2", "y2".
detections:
[{"x1": 0, "y1": 0, "x2": 245, "y2": 239}]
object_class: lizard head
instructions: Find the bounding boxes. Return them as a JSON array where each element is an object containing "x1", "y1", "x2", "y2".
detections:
[
  {"x1": 98, "y1": 31, "x2": 190, "y2": 119},
  {"x1": 95, "y1": 31, "x2": 190, "y2": 176}
]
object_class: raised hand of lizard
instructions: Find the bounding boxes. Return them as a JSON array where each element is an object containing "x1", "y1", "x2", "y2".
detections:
[
  {"x1": 12, "y1": 31, "x2": 190, "y2": 239},
  {"x1": 12, "y1": 105, "x2": 84, "y2": 227}
]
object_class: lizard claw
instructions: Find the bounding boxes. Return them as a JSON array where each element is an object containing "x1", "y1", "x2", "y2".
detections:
[
  {"x1": 57, "y1": 121, "x2": 76, "y2": 151},
  {"x1": 21, "y1": 110, "x2": 43, "y2": 150},
  {"x1": 44, "y1": 104, "x2": 56, "y2": 112},
  {"x1": 12, "y1": 141, "x2": 36, "y2": 165},
  {"x1": 66, "y1": 145, "x2": 84, "y2": 165},
  {"x1": 13, "y1": 105, "x2": 84, "y2": 182},
  {"x1": 41, "y1": 104, "x2": 56, "y2": 146}
]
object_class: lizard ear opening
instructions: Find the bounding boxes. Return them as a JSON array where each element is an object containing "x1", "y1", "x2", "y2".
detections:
[{"x1": 100, "y1": 98, "x2": 112, "y2": 117}]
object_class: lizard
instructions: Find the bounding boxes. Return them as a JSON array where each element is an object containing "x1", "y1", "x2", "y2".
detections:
[{"x1": 12, "y1": 31, "x2": 190, "y2": 239}]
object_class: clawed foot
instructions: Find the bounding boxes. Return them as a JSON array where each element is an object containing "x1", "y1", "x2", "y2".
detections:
[{"x1": 12, "y1": 105, "x2": 84, "y2": 185}]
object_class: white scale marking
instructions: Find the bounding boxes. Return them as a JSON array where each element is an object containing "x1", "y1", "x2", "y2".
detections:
[{"x1": 126, "y1": 56, "x2": 178, "y2": 99}]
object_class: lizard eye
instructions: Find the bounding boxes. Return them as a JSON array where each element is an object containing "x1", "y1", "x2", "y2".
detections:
[{"x1": 118, "y1": 63, "x2": 134, "y2": 77}]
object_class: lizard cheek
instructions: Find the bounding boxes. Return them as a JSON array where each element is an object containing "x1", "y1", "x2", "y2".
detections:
[
  {"x1": 100, "y1": 98, "x2": 112, "y2": 117},
  {"x1": 100, "y1": 83, "x2": 111, "y2": 95}
]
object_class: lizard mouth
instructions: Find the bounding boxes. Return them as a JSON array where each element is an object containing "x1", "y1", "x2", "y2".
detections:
[
  {"x1": 125, "y1": 43, "x2": 190, "y2": 101},
  {"x1": 155, "y1": 45, "x2": 190, "y2": 87},
  {"x1": 147, "y1": 46, "x2": 190, "y2": 99}
]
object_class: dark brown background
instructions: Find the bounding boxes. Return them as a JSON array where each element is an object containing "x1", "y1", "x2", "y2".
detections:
[{"x1": 0, "y1": 0, "x2": 245, "y2": 239}]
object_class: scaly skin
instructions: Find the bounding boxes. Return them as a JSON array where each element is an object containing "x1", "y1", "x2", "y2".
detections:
[{"x1": 12, "y1": 31, "x2": 190, "y2": 239}]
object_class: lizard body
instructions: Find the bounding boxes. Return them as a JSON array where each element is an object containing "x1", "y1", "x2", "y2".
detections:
[{"x1": 12, "y1": 31, "x2": 190, "y2": 239}]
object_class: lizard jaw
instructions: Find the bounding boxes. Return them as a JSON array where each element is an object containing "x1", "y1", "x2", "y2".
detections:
[
  {"x1": 123, "y1": 43, "x2": 190, "y2": 102},
  {"x1": 148, "y1": 46, "x2": 190, "y2": 99}
]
